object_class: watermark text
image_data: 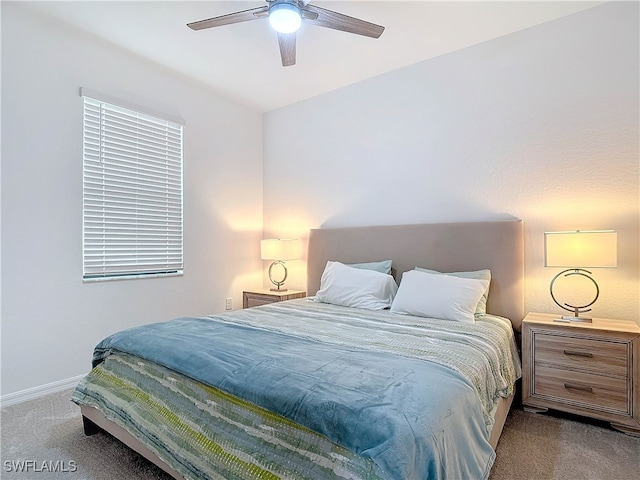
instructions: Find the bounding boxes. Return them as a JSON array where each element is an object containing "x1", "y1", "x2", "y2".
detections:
[{"x1": 3, "y1": 460, "x2": 77, "y2": 473}]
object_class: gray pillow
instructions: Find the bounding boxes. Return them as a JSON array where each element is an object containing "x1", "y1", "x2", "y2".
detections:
[{"x1": 348, "y1": 260, "x2": 392, "y2": 275}]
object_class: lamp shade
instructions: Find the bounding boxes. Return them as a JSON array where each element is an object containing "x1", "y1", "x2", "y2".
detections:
[
  {"x1": 544, "y1": 230, "x2": 617, "y2": 268},
  {"x1": 260, "y1": 238, "x2": 301, "y2": 261}
]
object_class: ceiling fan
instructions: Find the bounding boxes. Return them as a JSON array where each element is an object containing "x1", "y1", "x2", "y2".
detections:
[{"x1": 187, "y1": 0, "x2": 385, "y2": 67}]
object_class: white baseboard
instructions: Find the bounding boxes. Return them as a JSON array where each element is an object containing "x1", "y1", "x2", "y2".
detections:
[{"x1": 1, "y1": 375, "x2": 85, "y2": 408}]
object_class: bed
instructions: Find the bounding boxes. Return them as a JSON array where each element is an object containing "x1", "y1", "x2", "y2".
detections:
[{"x1": 72, "y1": 220, "x2": 524, "y2": 480}]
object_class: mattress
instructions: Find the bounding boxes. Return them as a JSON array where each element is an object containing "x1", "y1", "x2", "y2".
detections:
[{"x1": 72, "y1": 298, "x2": 521, "y2": 480}]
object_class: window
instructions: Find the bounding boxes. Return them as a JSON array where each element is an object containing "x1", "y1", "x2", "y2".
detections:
[{"x1": 82, "y1": 90, "x2": 184, "y2": 280}]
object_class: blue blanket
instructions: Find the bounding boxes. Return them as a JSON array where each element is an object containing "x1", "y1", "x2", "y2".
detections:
[{"x1": 92, "y1": 308, "x2": 498, "y2": 480}]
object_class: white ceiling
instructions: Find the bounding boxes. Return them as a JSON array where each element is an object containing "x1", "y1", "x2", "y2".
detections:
[{"x1": 18, "y1": 1, "x2": 603, "y2": 112}]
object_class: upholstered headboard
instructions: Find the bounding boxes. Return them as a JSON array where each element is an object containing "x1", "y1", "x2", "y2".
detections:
[{"x1": 307, "y1": 220, "x2": 525, "y2": 331}]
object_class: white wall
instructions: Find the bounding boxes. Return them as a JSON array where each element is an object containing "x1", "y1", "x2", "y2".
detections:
[
  {"x1": 1, "y1": 4, "x2": 264, "y2": 397},
  {"x1": 263, "y1": 2, "x2": 639, "y2": 323},
  {"x1": 2, "y1": 1, "x2": 638, "y2": 401}
]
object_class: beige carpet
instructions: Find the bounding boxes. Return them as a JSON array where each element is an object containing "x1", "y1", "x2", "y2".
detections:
[
  {"x1": 489, "y1": 407, "x2": 639, "y2": 480},
  {"x1": 1, "y1": 388, "x2": 638, "y2": 479}
]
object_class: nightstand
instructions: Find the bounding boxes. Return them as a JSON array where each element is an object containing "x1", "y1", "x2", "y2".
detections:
[
  {"x1": 522, "y1": 312, "x2": 640, "y2": 436},
  {"x1": 242, "y1": 289, "x2": 306, "y2": 309}
]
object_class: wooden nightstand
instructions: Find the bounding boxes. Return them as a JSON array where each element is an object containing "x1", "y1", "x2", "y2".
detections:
[
  {"x1": 242, "y1": 289, "x2": 306, "y2": 309},
  {"x1": 522, "y1": 312, "x2": 640, "y2": 436}
]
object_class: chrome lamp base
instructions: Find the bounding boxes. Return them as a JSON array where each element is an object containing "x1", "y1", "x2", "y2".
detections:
[
  {"x1": 268, "y1": 260, "x2": 288, "y2": 292},
  {"x1": 554, "y1": 315, "x2": 593, "y2": 323},
  {"x1": 550, "y1": 268, "x2": 597, "y2": 323}
]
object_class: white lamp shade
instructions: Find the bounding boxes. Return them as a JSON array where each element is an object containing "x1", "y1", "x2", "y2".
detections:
[
  {"x1": 544, "y1": 230, "x2": 617, "y2": 268},
  {"x1": 260, "y1": 238, "x2": 301, "y2": 261}
]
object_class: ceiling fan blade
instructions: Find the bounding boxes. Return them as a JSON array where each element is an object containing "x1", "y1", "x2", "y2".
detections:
[
  {"x1": 302, "y1": 4, "x2": 384, "y2": 38},
  {"x1": 277, "y1": 32, "x2": 296, "y2": 67},
  {"x1": 301, "y1": 10, "x2": 318, "y2": 21},
  {"x1": 187, "y1": 6, "x2": 268, "y2": 31}
]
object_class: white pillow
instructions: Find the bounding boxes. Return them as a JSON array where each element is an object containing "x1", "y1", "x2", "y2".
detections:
[
  {"x1": 314, "y1": 261, "x2": 398, "y2": 310},
  {"x1": 414, "y1": 267, "x2": 491, "y2": 315},
  {"x1": 390, "y1": 270, "x2": 490, "y2": 323}
]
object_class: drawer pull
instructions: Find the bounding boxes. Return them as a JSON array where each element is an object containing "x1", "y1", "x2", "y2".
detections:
[
  {"x1": 563, "y1": 382, "x2": 593, "y2": 393},
  {"x1": 563, "y1": 349, "x2": 593, "y2": 358}
]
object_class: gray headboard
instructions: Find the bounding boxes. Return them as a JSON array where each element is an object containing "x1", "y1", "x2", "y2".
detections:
[{"x1": 307, "y1": 220, "x2": 525, "y2": 331}]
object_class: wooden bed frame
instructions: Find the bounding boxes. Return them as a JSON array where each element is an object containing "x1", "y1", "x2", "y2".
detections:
[{"x1": 80, "y1": 219, "x2": 524, "y2": 479}]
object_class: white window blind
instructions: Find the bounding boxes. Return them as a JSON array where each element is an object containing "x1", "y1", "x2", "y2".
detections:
[{"x1": 82, "y1": 95, "x2": 184, "y2": 280}]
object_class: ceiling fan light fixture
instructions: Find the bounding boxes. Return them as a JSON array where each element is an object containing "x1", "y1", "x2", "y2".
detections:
[{"x1": 269, "y1": 1, "x2": 302, "y2": 34}]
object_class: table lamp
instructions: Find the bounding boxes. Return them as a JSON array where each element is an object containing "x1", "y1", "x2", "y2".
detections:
[
  {"x1": 260, "y1": 238, "x2": 300, "y2": 291},
  {"x1": 544, "y1": 230, "x2": 617, "y2": 322}
]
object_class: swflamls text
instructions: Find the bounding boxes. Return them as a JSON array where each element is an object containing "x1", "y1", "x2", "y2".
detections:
[{"x1": 3, "y1": 460, "x2": 77, "y2": 473}]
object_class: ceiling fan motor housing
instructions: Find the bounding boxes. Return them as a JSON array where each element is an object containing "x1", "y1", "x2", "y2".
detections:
[{"x1": 269, "y1": 1, "x2": 302, "y2": 34}]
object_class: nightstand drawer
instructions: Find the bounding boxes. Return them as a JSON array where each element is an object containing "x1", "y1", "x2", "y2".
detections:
[
  {"x1": 534, "y1": 333, "x2": 628, "y2": 377},
  {"x1": 534, "y1": 365, "x2": 629, "y2": 414},
  {"x1": 242, "y1": 290, "x2": 306, "y2": 309},
  {"x1": 245, "y1": 296, "x2": 274, "y2": 308}
]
